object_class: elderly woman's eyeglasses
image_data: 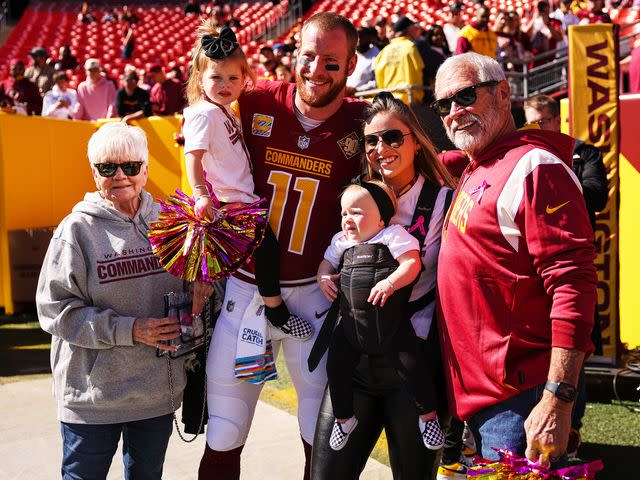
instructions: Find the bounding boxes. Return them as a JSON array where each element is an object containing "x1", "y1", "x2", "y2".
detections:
[
  {"x1": 94, "y1": 162, "x2": 143, "y2": 177},
  {"x1": 431, "y1": 81, "x2": 499, "y2": 117},
  {"x1": 359, "y1": 129, "x2": 412, "y2": 155}
]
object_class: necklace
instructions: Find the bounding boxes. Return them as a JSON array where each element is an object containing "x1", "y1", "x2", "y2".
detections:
[{"x1": 395, "y1": 174, "x2": 419, "y2": 197}]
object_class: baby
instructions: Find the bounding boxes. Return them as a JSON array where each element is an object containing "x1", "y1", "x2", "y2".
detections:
[{"x1": 317, "y1": 180, "x2": 445, "y2": 451}]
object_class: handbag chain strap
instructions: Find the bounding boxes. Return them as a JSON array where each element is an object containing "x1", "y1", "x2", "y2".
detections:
[{"x1": 165, "y1": 316, "x2": 211, "y2": 443}]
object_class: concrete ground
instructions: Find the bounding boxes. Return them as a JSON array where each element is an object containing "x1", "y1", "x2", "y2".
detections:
[{"x1": 0, "y1": 377, "x2": 391, "y2": 479}]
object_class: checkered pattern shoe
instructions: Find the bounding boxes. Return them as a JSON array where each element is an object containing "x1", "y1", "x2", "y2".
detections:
[
  {"x1": 329, "y1": 418, "x2": 358, "y2": 451},
  {"x1": 420, "y1": 417, "x2": 445, "y2": 450},
  {"x1": 276, "y1": 314, "x2": 314, "y2": 340}
]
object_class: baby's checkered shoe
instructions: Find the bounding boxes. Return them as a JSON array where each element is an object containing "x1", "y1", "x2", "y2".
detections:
[
  {"x1": 420, "y1": 417, "x2": 445, "y2": 450},
  {"x1": 329, "y1": 418, "x2": 358, "y2": 451},
  {"x1": 277, "y1": 314, "x2": 314, "y2": 340}
]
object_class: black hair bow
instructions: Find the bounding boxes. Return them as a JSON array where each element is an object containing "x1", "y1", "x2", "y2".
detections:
[{"x1": 201, "y1": 27, "x2": 239, "y2": 60}]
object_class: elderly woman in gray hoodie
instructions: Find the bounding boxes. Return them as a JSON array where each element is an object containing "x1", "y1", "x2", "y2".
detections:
[{"x1": 37, "y1": 122, "x2": 208, "y2": 479}]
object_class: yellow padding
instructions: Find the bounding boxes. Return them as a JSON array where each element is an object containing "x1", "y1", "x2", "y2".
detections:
[{"x1": 0, "y1": 113, "x2": 185, "y2": 313}]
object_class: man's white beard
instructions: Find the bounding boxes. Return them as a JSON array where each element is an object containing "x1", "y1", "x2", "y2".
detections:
[{"x1": 446, "y1": 103, "x2": 502, "y2": 153}]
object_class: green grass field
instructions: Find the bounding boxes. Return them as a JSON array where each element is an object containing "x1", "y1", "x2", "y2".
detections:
[{"x1": 3, "y1": 313, "x2": 639, "y2": 478}]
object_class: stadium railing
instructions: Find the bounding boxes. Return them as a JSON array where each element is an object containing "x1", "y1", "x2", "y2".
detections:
[{"x1": 259, "y1": 0, "x2": 303, "y2": 41}]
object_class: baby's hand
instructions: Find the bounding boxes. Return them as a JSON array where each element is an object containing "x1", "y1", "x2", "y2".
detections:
[
  {"x1": 194, "y1": 196, "x2": 216, "y2": 220},
  {"x1": 368, "y1": 278, "x2": 395, "y2": 307},
  {"x1": 318, "y1": 273, "x2": 340, "y2": 302}
]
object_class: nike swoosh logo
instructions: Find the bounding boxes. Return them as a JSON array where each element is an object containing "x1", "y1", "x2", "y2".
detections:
[
  {"x1": 546, "y1": 201, "x2": 571, "y2": 214},
  {"x1": 315, "y1": 307, "x2": 331, "y2": 319}
]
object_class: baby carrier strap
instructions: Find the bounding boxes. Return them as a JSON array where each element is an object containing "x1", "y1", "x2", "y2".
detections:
[
  {"x1": 408, "y1": 180, "x2": 440, "y2": 252},
  {"x1": 406, "y1": 183, "x2": 454, "y2": 318}
]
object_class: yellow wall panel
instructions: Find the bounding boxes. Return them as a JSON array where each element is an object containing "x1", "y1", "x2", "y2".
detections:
[
  {"x1": 619, "y1": 155, "x2": 640, "y2": 349},
  {"x1": 1, "y1": 114, "x2": 185, "y2": 313}
]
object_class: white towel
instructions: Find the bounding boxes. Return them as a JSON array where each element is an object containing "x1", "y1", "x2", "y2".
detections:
[{"x1": 234, "y1": 292, "x2": 277, "y2": 384}]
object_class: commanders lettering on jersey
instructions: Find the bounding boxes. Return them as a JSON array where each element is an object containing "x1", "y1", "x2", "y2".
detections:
[
  {"x1": 265, "y1": 147, "x2": 333, "y2": 178},
  {"x1": 449, "y1": 190, "x2": 475, "y2": 234}
]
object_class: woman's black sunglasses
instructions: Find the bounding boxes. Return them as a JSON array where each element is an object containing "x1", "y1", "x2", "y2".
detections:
[
  {"x1": 94, "y1": 161, "x2": 144, "y2": 178},
  {"x1": 359, "y1": 129, "x2": 412, "y2": 155},
  {"x1": 431, "y1": 81, "x2": 499, "y2": 117}
]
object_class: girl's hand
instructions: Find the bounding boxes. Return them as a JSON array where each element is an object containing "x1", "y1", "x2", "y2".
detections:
[
  {"x1": 368, "y1": 278, "x2": 395, "y2": 307},
  {"x1": 318, "y1": 273, "x2": 340, "y2": 302},
  {"x1": 192, "y1": 281, "x2": 215, "y2": 316},
  {"x1": 194, "y1": 196, "x2": 216, "y2": 220},
  {"x1": 219, "y1": 202, "x2": 245, "y2": 211}
]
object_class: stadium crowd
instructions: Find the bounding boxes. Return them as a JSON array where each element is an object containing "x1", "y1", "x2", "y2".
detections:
[{"x1": 1, "y1": 0, "x2": 637, "y2": 119}]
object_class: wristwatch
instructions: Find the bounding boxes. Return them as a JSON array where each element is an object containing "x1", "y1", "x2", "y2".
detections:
[{"x1": 544, "y1": 381, "x2": 577, "y2": 403}]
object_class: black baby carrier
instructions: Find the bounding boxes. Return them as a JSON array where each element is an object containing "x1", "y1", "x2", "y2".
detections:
[
  {"x1": 308, "y1": 178, "x2": 451, "y2": 371},
  {"x1": 339, "y1": 243, "x2": 412, "y2": 354}
]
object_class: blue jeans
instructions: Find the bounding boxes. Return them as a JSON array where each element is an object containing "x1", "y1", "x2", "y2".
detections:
[
  {"x1": 467, "y1": 385, "x2": 567, "y2": 468},
  {"x1": 60, "y1": 413, "x2": 173, "y2": 480}
]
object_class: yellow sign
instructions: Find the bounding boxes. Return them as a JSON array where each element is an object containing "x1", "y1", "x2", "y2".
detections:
[{"x1": 568, "y1": 24, "x2": 619, "y2": 362}]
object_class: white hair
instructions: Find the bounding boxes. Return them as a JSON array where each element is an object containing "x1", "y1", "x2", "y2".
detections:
[
  {"x1": 87, "y1": 122, "x2": 148, "y2": 165},
  {"x1": 435, "y1": 52, "x2": 506, "y2": 93}
]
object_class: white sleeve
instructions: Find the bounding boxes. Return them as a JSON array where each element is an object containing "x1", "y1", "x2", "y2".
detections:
[
  {"x1": 183, "y1": 111, "x2": 212, "y2": 154},
  {"x1": 41, "y1": 93, "x2": 56, "y2": 117},
  {"x1": 323, "y1": 231, "x2": 347, "y2": 269},
  {"x1": 384, "y1": 225, "x2": 420, "y2": 259}
]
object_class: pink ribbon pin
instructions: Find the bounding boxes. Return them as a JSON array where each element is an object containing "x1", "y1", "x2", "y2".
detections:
[
  {"x1": 469, "y1": 180, "x2": 489, "y2": 204},
  {"x1": 408, "y1": 215, "x2": 426, "y2": 236}
]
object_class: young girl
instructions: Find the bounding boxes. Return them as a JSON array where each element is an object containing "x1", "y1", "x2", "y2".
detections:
[
  {"x1": 183, "y1": 22, "x2": 312, "y2": 340},
  {"x1": 317, "y1": 180, "x2": 445, "y2": 451}
]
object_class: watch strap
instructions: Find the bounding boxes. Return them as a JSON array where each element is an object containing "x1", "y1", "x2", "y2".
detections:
[{"x1": 544, "y1": 380, "x2": 577, "y2": 403}]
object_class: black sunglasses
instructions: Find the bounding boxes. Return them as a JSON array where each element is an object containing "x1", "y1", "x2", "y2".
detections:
[
  {"x1": 359, "y1": 129, "x2": 412, "y2": 155},
  {"x1": 94, "y1": 161, "x2": 143, "y2": 177},
  {"x1": 431, "y1": 80, "x2": 499, "y2": 117}
]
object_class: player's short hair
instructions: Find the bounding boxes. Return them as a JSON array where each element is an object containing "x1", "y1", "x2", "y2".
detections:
[
  {"x1": 302, "y1": 13, "x2": 358, "y2": 59},
  {"x1": 88, "y1": 122, "x2": 148, "y2": 166},
  {"x1": 524, "y1": 94, "x2": 560, "y2": 118}
]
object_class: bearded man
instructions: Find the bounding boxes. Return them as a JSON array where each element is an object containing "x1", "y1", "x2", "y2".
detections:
[
  {"x1": 433, "y1": 52, "x2": 597, "y2": 468},
  {"x1": 198, "y1": 12, "x2": 368, "y2": 480}
]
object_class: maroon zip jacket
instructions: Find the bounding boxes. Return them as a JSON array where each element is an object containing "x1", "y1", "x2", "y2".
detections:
[{"x1": 437, "y1": 129, "x2": 597, "y2": 420}]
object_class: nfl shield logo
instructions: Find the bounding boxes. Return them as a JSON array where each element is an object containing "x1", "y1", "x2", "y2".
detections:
[
  {"x1": 226, "y1": 300, "x2": 235, "y2": 312},
  {"x1": 297, "y1": 135, "x2": 311, "y2": 150}
]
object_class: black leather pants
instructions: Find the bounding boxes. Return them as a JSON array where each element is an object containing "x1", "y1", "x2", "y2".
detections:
[{"x1": 311, "y1": 334, "x2": 447, "y2": 480}]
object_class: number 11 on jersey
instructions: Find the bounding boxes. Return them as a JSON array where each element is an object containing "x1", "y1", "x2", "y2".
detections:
[{"x1": 267, "y1": 171, "x2": 319, "y2": 255}]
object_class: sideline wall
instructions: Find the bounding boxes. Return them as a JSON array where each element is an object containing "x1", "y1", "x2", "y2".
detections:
[
  {"x1": 0, "y1": 113, "x2": 185, "y2": 313},
  {"x1": 562, "y1": 96, "x2": 640, "y2": 350},
  {"x1": 618, "y1": 95, "x2": 640, "y2": 349}
]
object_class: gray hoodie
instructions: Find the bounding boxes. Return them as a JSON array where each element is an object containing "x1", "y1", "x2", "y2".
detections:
[{"x1": 37, "y1": 190, "x2": 187, "y2": 424}]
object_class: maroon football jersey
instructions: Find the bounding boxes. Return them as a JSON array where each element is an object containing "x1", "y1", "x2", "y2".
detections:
[{"x1": 237, "y1": 80, "x2": 367, "y2": 285}]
